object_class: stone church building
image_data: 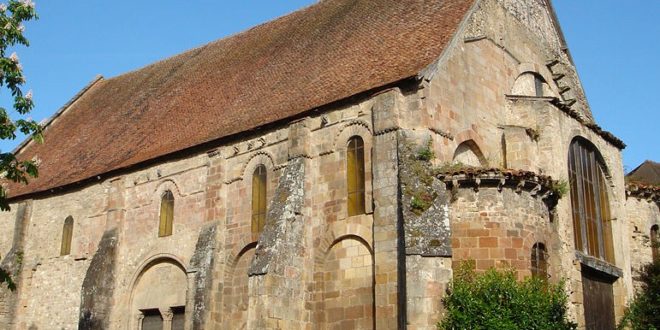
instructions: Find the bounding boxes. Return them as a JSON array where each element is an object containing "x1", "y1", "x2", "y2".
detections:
[{"x1": 1, "y1": 0, "x2": 658, "y2": 329}]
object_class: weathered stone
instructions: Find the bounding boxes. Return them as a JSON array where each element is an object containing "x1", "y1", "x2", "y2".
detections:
[
  {"x1": 0, "y1": 202, "x2": 31, "y2": 327},
  {"x1": 0, "y1": 1, "x2": 647, "y2": 329},
  {"x1": 78, "y1": 228, "x2": 117, "y2": 330},
  {"x1": 398, "y1": 135, "x2": 452, "y2": 257},
  {"x1": 189, "y1": 222, "x2": 218, "y2": 330},
  {"x1": 249, "y1": 157, "x2": 305, "y2": 276}
]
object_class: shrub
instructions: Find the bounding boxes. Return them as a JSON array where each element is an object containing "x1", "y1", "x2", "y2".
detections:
[
  {"x1": 439, "y1": 262, "x2": 576, "y2": 330},
  {"x1": 416, "y1": 139, "x2": 435, "y2": 161},
  {"x1": 618, "y1": 259, "x2": 660, "y2": 330}
]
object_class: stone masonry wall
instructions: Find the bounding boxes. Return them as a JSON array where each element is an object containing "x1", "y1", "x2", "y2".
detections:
[
  {"x1": 626, "y1": 197, "x2": 660, "y2": 290},
  {"x1": 419, "y1": 0, "x2": 631, "y2": 327},
  {"x1": 0, "y1": 1, "x2": 637, "y2": 329},
  {"x1": 450, "y1": 188, "x2": 556, "y2": 277}
]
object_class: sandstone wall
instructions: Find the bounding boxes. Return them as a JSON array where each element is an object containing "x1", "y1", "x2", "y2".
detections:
[
  {"x1": 450, "y1": 188, "x2": 556, "y2": 276},
  {"x1": 0, "y1": 207, "x2": 18, "y2": 262},
  {"x1": 418, "y1": 0, "x2": 630, "y2": 327},
  {"x1": 13, "y1": 183, "x2": 106, "y2": 329},
  {"x1": 627, "y1": 197, "x2": 660, "y2": 289},
  {"x1": 0, "y1": 1, "x2": 636, "y2": 329}
]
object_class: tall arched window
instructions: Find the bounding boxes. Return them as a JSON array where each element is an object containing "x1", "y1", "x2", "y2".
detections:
[
  {"x1": 531, "y1": 242, "x2": 548, "y2": 279},
  {"x1": 347, "y1": 136, "x2": 365, "y2": 216},
  {"x1": 159, "y1": 190, "x2": 174, "y2": 237},
  {"x1": 568, "y1": 138, "x2": 615, "y2": 263},
  {"x1": 651, "y1": 225, "x2": 659, "y2": 261},
  {"x1": 252, "y1": 165, "x2": 267, "y2": 235},
  {"x1": 60, "y1": 216, "x2": 74, "y2": 256}
]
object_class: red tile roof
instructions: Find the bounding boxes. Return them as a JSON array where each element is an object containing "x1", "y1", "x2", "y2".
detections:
[{"x1": 8, "y1": 0, "x2": 475, "y2": 198}]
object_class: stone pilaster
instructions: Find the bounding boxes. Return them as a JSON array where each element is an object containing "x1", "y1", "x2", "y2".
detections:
[
  {"x1": 371, "y1": 89, "x2": 405, "y2": 329},
  {"x1": 79, "y1": 177, "x2": 125, "y2": 329},
  {"x1": 188, "y1": 223, "x2": 217, "y2": 329}
]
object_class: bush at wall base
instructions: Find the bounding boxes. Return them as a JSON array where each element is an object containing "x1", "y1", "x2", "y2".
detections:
[
  {"x1": 438, "y1": 262, "x2": 576, "y2": 330},
  {"x1": 618, "y1": 259, "x2": 660, "y2": 330}
]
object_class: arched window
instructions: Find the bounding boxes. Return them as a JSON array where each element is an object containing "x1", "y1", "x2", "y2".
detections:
[
  {"x1": 159, "y1": 190, "x2": 174, "y2": 237},
  {"x1": 60, "y1": 216, "x2": 74, "y2": 256},
  {"x1": 651, "y1": 225, "x2": 659, "y2": 261},
  {"x1": 252, "y1": 165, "x2": 267, "y2": 235},
  {"x1": 347, "y1": 136, "x2": 366, "y2": 216},
  {"x1": 531, "y1": 243, "x2": 548, "y2": 279},
  {"x1": 568, "y1": 138, "x2": 615, "y2": 263}
]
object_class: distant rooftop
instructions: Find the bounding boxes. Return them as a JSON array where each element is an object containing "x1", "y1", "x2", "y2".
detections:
[{"x1": 626, "y1": 160, "x2": 660, "y2": 186}]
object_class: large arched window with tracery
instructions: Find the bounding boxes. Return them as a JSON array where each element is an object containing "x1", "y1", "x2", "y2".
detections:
[{"x1": 568, "y1": 138, "x2": 615, "y2": 263}]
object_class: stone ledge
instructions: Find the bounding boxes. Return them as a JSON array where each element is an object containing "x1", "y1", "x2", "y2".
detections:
[
  {"x1": 437, "y1": 168, "x2": 561, "y2": 209},
  {"x1": 575, "y1": 251, "x2": 623, "y2": 279},
  {"x1": 438, "y1": 168, "x2": 557, "y2": 194}
]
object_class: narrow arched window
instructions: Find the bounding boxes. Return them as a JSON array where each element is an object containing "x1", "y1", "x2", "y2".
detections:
[
  {"x1": 347, "y1": 136, "x2": 366, "y2": 216},
  {"x1": 159, "y1": 190, "x2": 174, "y2": 237},
  {"x1": 568, "y1": 138, "x2": 615, "y2": 263},
  {"x1": 651, "y1": 225, "x2": 659, "y2": 261},
  {"x1": 60, "y1": 216, "x2": 74, "y2": 256},
  {"x1": 252, "y1": 165, "x2": 267, "y2": 235},
  {"x1": 531, "y1": 243, "x2": 548, "y2": 279}
]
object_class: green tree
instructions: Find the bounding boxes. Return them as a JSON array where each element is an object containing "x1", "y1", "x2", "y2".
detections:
[
  {"x1": 618, "y1": 259, "x2": 660, "y2": 330},
  {"x1": 0, "y1": 0, "x2": 40, "y2": 291},
  {"x1": 439, "y1": 262, "x2": 576, "y2": 330}
]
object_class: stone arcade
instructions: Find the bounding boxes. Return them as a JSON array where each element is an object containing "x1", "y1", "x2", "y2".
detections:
[{"x1": 1, "y1": 0, "x2": 658, "y2": 329}]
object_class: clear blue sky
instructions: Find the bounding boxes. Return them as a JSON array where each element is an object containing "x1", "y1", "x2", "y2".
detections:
[{"x1": 3, "y1": 1, "x2": 658, "y2": 172}]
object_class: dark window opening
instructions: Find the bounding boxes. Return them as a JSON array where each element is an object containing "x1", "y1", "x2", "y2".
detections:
[
  {"x1": 171, "y1": 306, "x2": 186, "y2": 330},
  {"x1": 534, "y1": 75, "x2": 544, "y2": 97},
  {"x1": 141, "y1": 309, "x2": 163, "y2": 330},
  {"x1": 531, "y1": 242, "x2": 548, "y2": 279}
]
